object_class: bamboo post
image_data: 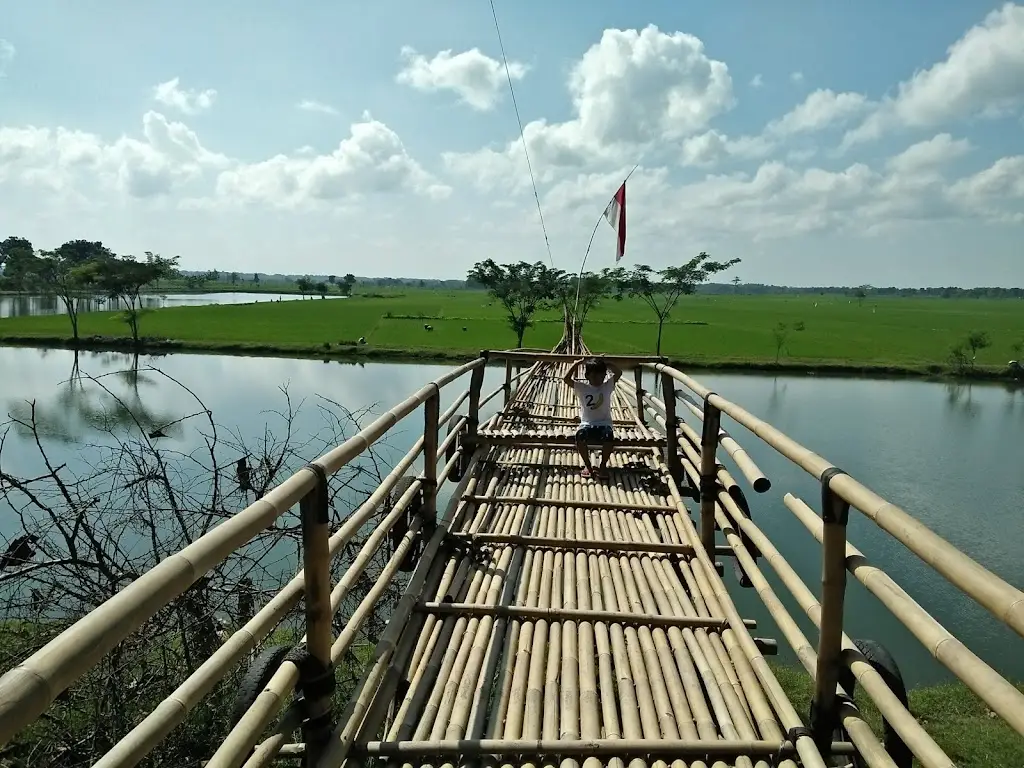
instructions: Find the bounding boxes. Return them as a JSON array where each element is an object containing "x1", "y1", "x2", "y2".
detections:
[
  {"x1": 504, "y1": 360, "x2": 513, "y2": 406},
  {"x1": 633, "y1": 367, "x2": 646, "y2": 426},
  {"x1": 699, "y1": 398, "x2": 722, "y2": 556},
  {"x1": 423, "y1": 388, "x2": 440, "y2": 523},
  {"x1": 466, "y1": 352, "x2": 488, "y2": 443},
  {"x1": 659, "y1": 372, "x2": 682, "y2": 485},
  {"x1": 298, "y1": 465, "x2": 334, "y2": 767},
  {"x1": 811, "y1": 468, "x2": 851, "y2": 755}
]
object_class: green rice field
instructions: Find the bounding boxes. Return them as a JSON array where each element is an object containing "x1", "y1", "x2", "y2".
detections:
[{"x1": 1, "y1": 290, "x2": 1021, "y2": 374}]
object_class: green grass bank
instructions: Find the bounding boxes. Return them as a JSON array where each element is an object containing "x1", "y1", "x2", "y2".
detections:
[
  {"x1": 1, "y1": 290, "x2": 1022, "y2": 377},
  {"x1": 768, "y1": 662, "x2": 1024, "y2": 767}
]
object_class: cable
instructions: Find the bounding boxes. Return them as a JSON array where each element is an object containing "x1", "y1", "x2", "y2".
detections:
[{"x1": 489, "y1": 0, "x2": 555, "y2": 269}]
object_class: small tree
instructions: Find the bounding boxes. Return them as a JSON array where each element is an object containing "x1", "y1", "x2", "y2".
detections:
[
  {"x1": 731, "y1": 276, "x2": 741, "y2": 293},
  {"x1": 570, "y1": 270, "x2": 615, "y2": 333},
  {"x1": 772, "y1": 322, "x2": 790, "y2": 364},
  {"x1": 253, "y1": 273, "x2": 261, "y2": 287},
  {"x1": 966, "y1": 330, "x2": 990, "y2": 362},
  {"x1": 328, "y1": 275, "x2": 337, "y2": 286},
  {"x1": 296, "y1": 276, "x2": 313, "y2": 297},
  {"x1": 467, "y1": 259, "x2": 564, "y2": 348},
  {"x1": 97, "y1": 253, "x2": 179, "y2": 345},
  {"x1": 36, "y1": 250, "x2": 100, "y2": 345},
  {"x1": 341, "y1": 273, "x2": 356, "y2": 296},
  {"x1": 610, "y1": 253, "x2": 740, "y2": 355},
  {"x1": 230, "y1": 271, "x2": 239, "y2": 286},
  {"x1": 314, "y1": 281, "x2": 329, "y2": 298}
]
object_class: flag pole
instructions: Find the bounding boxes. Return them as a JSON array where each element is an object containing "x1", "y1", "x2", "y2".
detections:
[{"x1": 571, "y1": 163, "x2": 639, "y2": 318}]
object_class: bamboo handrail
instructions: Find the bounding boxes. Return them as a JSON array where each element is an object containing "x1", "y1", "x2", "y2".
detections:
[
  {"x1": 649, "y1": 362, "x2": 1024, "y2": 640},
  {"x1": 0, "y1": 357, "x2": 485, "y2": 749},
  {"x1": 489, "y1": 351, "x2": 665, "y2": 366}
]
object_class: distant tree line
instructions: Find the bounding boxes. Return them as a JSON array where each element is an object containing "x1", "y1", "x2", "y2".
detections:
[{"x1": 698, "y1": 282, "x2": 1024, "y2": 299}]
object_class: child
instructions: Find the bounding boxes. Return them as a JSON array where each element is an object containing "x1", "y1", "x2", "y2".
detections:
[{"x1": 562, "y1": 356, "x2": 623, "y2": 478}]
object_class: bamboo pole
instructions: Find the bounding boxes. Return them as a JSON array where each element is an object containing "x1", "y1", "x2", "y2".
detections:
[
  {"x1": 424, "y1": 389, "x2": 441, "y2": 523},
  {"x1": 650, "y1": 362, "x2": 1024, "y2": 640},
  {"x1": 459, "y1": 496, "x2": 677, "y2": 512},
  {"x1": 352, "y1": 738, "x2": 857, "y2": 758},
  {"x1": 298, "y1": 468, "x2": 334, "y2": 767},
  {"x1": 490, "y1": 351, "x2": 664, "y2": 366},
  {"x1": 784, "y1": 493, "x2": 1024, "y2": 737},
  {"x1": 698, "y1": 399, "x2": 722, "y2": 557},
  {"x1": 418, "y1": 603, "x2": 735, "y2": 630},
  {"x1": 715, "y1": 487, "x2": 954, "y2": 767}
]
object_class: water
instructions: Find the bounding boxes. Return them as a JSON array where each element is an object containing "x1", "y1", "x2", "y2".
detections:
[
  {"x1": 0, "y1": 291, "x2": 343, "y2": 319},
  {"x1": 0, "y1": 346, "x2": 1021, "y2": 688}
]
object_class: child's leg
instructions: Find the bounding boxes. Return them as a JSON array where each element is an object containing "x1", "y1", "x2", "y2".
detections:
[
  {"x1": 597, "y1": 426, "x2": 614, "y2": 472},
  {"x1": 575, "y1": 426, "x2": 594, "y2": 475}
]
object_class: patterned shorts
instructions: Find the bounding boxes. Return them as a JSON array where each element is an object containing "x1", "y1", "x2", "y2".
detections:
[{"x1": 575, "y1": 424, "x2": 614, "y2": 443}]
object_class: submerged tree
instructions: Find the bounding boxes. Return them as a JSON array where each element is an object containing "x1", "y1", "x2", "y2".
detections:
[
  {"x1": 610, "y1": 253, "x2": 740, "y2": 355},
  {"x1": 468, "y1": 259, "x2": 565, "y2": 348}
]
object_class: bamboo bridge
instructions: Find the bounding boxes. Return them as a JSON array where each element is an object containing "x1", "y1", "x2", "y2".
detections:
[{"x1": 1, "y1": 325, "x2": 1022, "y2": 768}]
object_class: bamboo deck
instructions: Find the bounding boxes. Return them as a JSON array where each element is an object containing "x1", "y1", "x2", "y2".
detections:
[{"x1": 1, "y1": 328, "x2": 1022, "y2": 768}]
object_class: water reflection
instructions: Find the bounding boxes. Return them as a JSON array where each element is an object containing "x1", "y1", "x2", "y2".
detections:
[
  {"x1": 4, "y1": 351, "x2": 181, "y2": 443},
  {"x1": 0, "y1": 291, "x2": 343, "y2": 319}
]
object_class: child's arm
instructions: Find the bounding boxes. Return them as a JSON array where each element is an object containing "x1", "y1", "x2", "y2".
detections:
[
  {"x1": 562, "y1": 358, "x2": 584, "y2": 386},
  {"x1": 606, "y1": 360, "x2": 623, "y2": 383}
]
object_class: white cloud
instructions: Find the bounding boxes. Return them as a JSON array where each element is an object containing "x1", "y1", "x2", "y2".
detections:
[
  {"x1": 750, "y1": 74, "x2": 763, "y2": 88},
  {"x1": 215, "y1": 114, "x2": 450, "y2": 208},
  {"x1": 446, "y1": 25, "x2": 735, "y2": 186},
  {"x1": 790, "y1": 71, "x2": 804, "y2": 83},
  {"x1": 0, "y1": 109, "x2": 443, "y2": 207},
  {"x1": 396, "y1": 46, "x2": 526, "y2": 111},
  {"x1": 885, "y1": 133, "x2": 972, "y2": 174},
  {"x1": 767, "y1": 89, "x2": 872, "y2": 136},
  {"x1": 297, "y1": 100, "x2": 339, "y2": 116},
  {"x1": 0, "y1": 111, "x2": 228, "y2": 198},
  {"x1": 153, "y1": 77, "x2": 218, "y2": 115},
  {"x1": 0, "y1": 39, "x2": 14, "y2": 78},
  {"x1": 680, "y1": 130, "x2": 773, "y2": 166},
  {"x1": 843, "y1": 3, "x2": 1024, "y2": 147}
]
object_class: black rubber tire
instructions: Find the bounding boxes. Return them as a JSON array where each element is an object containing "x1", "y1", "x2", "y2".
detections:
[
  {"x1": 836, "y1": 638, "x2": 913, "y2": 768},
  {"x1": 446, "y1": 422, "x2": 463, "y2": 481},
  {"x1": 388, "y1": 477, "x2": 418, "y2": 553},
  {"x1": 231, "y1": 644, "x2": 292, "y2": 725}
]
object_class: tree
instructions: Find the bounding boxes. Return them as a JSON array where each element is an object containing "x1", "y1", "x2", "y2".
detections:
[
  {"x1": 772, "y1": 322, "x2": 790, "y2": 364},
  {"x1": 610, "y1": 253, "x2": 741, "y2": 355},
  {"x1": 96, "y1": 254, "x2": 179, "y2": 345},
  {"x1": 55, "y1": 239, "x2": 115, "y2": 266},
  {"x1": 296, "y1": 276, "x2": 313, "y2": 297},
  {"x1": 570, "y1": 270, "x2": 615, "y2": 332},
  {"x1": 230, "y1": 271, "x2": 239, "y2": 286},
  {"x1": 0, "y1": 236, "x2": 39, "y2": 289},
  {"x1": 341, "y1": 273, "x2": 356, "y2": 296},
  {"x1": 328, "y1": 275, "x2": 337, "y2": 286},
  {"x1": 966, "y1": 330, "x2": 990, "y2": 362},
  {"x1": 314, "y1": 281, "x2": 329, "y2": 298},
  {"x1": 36, "y1": 250, "x2": 101, "y2": 345},
  {"x1": 732, "y1": 276, "x2": 741, "y2": 293},
  {"x1": 205, "y1": 269, "x2": 221, "y2": 284},
  {"x1": 467, "y1": 259, "x2": 564, "y2": 348},
  {"x1": 253, "y1": 273, "x2": 261, "y2": 287}
]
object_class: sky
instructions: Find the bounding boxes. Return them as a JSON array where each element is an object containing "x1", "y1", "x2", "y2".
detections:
[{"x1": 1, "y1": 1, "x2": 1022, "y2": 287}]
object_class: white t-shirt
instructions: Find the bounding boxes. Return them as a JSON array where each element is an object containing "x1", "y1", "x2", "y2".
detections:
[{"x1": 572, "y1": 378, "x2": 615, "y2": 426}]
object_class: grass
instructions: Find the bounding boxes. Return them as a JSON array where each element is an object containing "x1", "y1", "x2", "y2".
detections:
[
  {"x1": 769, "y1": 661, "x2": 1024, "y2": 767},
  {"x1": 1, "y1": 289, "x2": 1022, "y2": 376}
]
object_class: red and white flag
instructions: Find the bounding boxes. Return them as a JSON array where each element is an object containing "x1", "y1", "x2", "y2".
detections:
[{"x1": 603, "y1": 181, "x2": 626, "y2": 262}]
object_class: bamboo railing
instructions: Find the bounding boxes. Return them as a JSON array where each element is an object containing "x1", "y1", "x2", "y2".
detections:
[{"x1": 0, "y1": 331, "x2": 1020, "y2": 768}]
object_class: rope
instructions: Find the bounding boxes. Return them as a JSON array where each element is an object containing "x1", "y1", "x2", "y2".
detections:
[{"x1": 489, "y1": 0, "x2": 555, "y2": 269}]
